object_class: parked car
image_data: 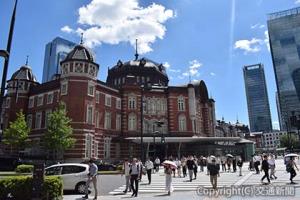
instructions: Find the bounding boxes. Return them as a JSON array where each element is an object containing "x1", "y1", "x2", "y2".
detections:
[
  {"x1": 45, "y1": 163, "x2": 89, "y2": 194},
  {"x1": 97, "y1": 163, "x2": 117, "y2": 171}
]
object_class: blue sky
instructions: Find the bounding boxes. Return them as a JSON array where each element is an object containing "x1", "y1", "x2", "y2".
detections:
[{"x1": 0, "y1": 0, "x2": 298, "y2": 129}]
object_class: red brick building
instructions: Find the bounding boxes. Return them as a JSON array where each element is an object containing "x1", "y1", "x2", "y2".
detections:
[{"x1": 1, "y1": 44, "x2": 216, "y2": 162}]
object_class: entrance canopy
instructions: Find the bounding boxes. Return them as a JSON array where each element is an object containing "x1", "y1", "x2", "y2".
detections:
[{"x1": 126, "y1": 136, "x2": 254, "y2": 144}]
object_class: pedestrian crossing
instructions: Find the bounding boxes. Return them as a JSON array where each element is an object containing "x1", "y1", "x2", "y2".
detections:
[{"x1": 109, "y1": 168, "x2": 249, "y2": 195}]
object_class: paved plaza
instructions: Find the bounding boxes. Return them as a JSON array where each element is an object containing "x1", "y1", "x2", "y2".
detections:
[{"x1": 64, "y1": 159, "x2": 300, "y2": 199}]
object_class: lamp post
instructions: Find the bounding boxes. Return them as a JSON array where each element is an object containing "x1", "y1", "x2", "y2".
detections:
[{"x1": 140, "y1": 82, "x2": 151, "y2": 163}]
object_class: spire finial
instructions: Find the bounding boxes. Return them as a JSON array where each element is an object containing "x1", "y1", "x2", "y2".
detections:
[
  {"x1": 25, "y1": 55, "x2": 29, "y2": 65},
  {"x1": 80, "y1": 32, "x2": 84, "y2": 44},
  {"x1": 134, "y1": 38, "x2": 139, "y2": 60},
  {"x1": 236, "y1": 114, "x2": 239, "y2": 123}
]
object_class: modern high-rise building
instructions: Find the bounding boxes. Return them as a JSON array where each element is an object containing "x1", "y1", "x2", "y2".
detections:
[
  {"x1": 243, "y1": 64, "x2": 273, "y2": 132},
  {"x1": 42, "y1": 37, "x2": 76, "y2": 83},
  {"x1": 268, "y1": 7, "x2": 300, "y2": 131}
]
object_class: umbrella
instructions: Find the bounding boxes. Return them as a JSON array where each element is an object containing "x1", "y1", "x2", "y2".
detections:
[
  {"x1": 210, "y1": 155, "x2": 216, "y2": 159},
  {"x1": 202, "y1": 157, "x2": 207, "y2": 160},
  {"x1": 284, "y1": 153, "x2": 298, "y2": 157},
  {"x1": 226, "y1": 154, "x2": 234, "y2": 158},
  {"x1": 162, "y1": 160, "x2": 177, "y2": 169}
]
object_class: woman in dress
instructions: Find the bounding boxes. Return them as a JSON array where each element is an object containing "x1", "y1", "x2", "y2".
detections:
[{"x1": 165, "y1": 165, "x2": 174, "y2": 195}]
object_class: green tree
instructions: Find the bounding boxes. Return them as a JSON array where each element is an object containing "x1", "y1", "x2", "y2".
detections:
[
  {"x1": 280, "y1": 134, "x2": 298, "y2": 149},
  {"x1": 44, "y1": 103, "x2": 75, "y2": 160},
  {"x1": 3, "y1": 110, "x2": 30, "y2": 154}
]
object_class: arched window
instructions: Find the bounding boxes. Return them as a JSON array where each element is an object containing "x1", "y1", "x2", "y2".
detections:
[
  {"x1": 178, "y1": 114, "x2": 186, "y2": 131},
  {"x1": 128, "y1": 113, "x2": 137, "y2": 131}
]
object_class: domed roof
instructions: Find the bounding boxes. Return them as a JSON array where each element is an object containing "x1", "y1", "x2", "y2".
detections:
[
  {"x1": 10, "y1": 65, "x2": 37, "y2": 82},
  {"x1": 112, "y1": 57, "x2": 167, "y2": 76},
  {"x1": 63, "y1": 44, "x2": 95, "y2": 62}
]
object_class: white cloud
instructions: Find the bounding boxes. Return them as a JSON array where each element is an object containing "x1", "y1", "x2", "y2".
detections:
[
  {"x1": 181, "y1": 59, "x2": 202, "y2": 77},
  {"x1": 295, "y1": 0, "x2": 300, "y2": 4},
  {"x1": 169, "y1": 69, "x2": 181, "y2": 73},
  {"x1": 163, "y1": 62, "x2": 170, "y2": 69},
  {"x1": 250, "y1": 23, "x2": 265, "y2": 29},
  {"x1": 264, "y1": 30, "x2": 270, "y2": 51},
  {"x1": 177, "y1": 75, "x2": 184, "y2": 79},
  {"x1": 234, "y1": 38, "x2": 263, "y2": 53},
  {"x1": 272, "y1": 121, "x2": 280, "y2": 130},
  {"x1": 62, "y1": 0, "x2": 174, "y2": 54},
  {"x1": 61, "y1": 25, "x2": 74, "y2": 33},
  {"x1": 210, "y1": 72, "x2": 216, "y2": 76}
]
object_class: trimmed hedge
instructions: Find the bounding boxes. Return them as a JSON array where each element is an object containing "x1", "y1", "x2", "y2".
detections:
[
  {"x1": 15, "y1": 164, "x2": 34, "y2": 173},
  {"x1": 0, "y1": 176, "x2": 63, "y2": 200}
]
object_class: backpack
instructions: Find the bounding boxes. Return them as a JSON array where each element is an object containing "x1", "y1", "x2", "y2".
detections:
[{"x1": 286, "y1": 163, "x2": 292, "y2": 172}]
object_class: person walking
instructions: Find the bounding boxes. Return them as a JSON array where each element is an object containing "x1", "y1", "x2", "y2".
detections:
[
  {"x1": 287, "y1": 157, "x2": 299, "y2": 184},
  {"x1": 165, "y1": 165, "x2": 174, "y2": 195},
  {"x1": 181, "y1": 157, "x2": 187, "y2": 177},
  {"x1": 226, "y1": 158, "x2": 232, "y2": 172},
  {"x1": 145, "y1": 158, "x2": 154, "y2": 184},
  {"x1": 199, "y1": 156, "x2": 205, "y2": 172},
  {"x1": 193, "y1": 158, "x2": 198, "y2": 180},
  {"x1": 254, "y1": 154, "x2": 261, "y2": 174},
  {"x1": 207, "y1": 158, "x2": 220, "y2": 190},
  {"x1": 130, "y1": 158, "x2": 140, "y2": 197},
  {"x1": 261, "y1": 155, "x2": 270, "y2": 184},
  {"x1": 237, "y1": 158, "x2": 243, "y2": 176},
  {"x1": 232, "y1": 157, "x2": 237, "y2": 173},
  {"x1": 154, "y1": 157, "x2": 160, "y2": 173},
  {"x1": 175, "y1": 158, "x2": 182, "y2": 177},
  {"x1": 82, "y1": 159, "x2": 98, "y2": 200},
  {"x1": 122, "y1": 159, "x2": 131, "y2": 193},
  {"x1": 186, "y1": 156, "x2": 195, "y2": 182},
  {"x1": 268, "y1": 154, "x2": 277, "y2": 180}
]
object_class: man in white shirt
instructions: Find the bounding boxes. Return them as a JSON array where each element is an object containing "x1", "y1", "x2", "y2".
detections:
[
  {"x1": 268, "y1": 154, "x2": 277, "y2": 180},
  {"x1": 122, "y1": 159, "x2": 131, "y2": 193},
  {"x1": 253, "y1": 155, "x2": 261, "y2": 174},
  {"x1": 130, "y1": 158, "x2": 140, "y2": 197},
  {"x1": 154, "y1": 157, "x2": 160, "y2": 172},
  {"x1": 83, "y1": 159, "x2": 98, "y2": 200},
  {"x1": 145, "y1": 158, "x2": 154, "y2": 184}
]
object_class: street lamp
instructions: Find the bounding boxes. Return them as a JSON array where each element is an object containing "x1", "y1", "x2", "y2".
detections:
[
  {"x1": 140, "y1": 82, "x2": 152, "y2": 163},
  {"x1": 0, "y1": 50, "x2": 9, "y2": 59}
]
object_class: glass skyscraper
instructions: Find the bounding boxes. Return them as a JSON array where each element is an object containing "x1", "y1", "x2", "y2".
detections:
[
  {"x1": 268, "y1": 7, "x2": 300, "y2": 131},
  {"x1": 42, "y1": 37, "x2": 76, "y2": 83},
  {"x1": 243, "y1": 64, "x2": 273, "y2": 132}
]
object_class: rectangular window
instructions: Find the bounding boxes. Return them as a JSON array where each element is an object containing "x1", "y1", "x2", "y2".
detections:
[
  {"x1": 87, "y1": 105, "x2": 93, "y2": 124},
  {"x1": 35, "y1": 112, "x2": 42, "y2": 129},
  {"x1": 61, "y1": 82, "x2": 68, "y2": 95},
  {"x1": 104, "y1": 112, "x2": 111, "y2": 129},
  {"x1": 105, "y1": 95, "x2": 111, "y2": 107},
  {"x1": 178, "y1": 97, "x2": 185, "y2": 111},
  {"x1": 28, "y1": 97, "x2": 34, "y2": 108},
  {"x1": 116, "y1": 98, "x2": 121, "y2": 109},
  {"x1": 85, "y1": 134, "x2": 93, "y2": 158},
  {"x1": 45, "y1": 109, "x2": 52, "y2": 128},
  {"x1": 104, "y1": 137, "x2": 111, "y2": 159},
  {"x1": 47, "y1": 92, "x2": 54, "y2": 104},
  {"x1": 95, "y1": 142, "x2": 99, "y2": 158},
  {"x1": 128, "y1": 96, "x2": 136, "y2": 109},
  {"x1": 87, "y1": 83, "x2": 95, "y2": 96},
  {"x1": 116, "y1": 114, "x2": 121, "y2": 131},
  {"x1": 95, "y1": 111, "x2": 100, "y2": 128},
  {"x1": 37, "y1": 95, "x2": 44, "y2": 106},
  {"x1": 96, "y1": 91, "x2": 100, "y2": 103},
  {"x1": 27, "y1": 114, "x2": 32, "y2": 129},
  {"x1": 5, "y1": 97, "x2": 11, "y2": 108}
]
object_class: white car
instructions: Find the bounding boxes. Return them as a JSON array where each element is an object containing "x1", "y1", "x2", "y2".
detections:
[{"x1": 45, "y1": 163, "x2": 89, "y2": 194}]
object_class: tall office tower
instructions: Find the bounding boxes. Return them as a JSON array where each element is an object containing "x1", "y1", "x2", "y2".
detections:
[
  {"x1": 42, "y1": 37, "x2": 76, "y2": 83},
  {"x1": 268, "y1": 7, "x2": 300, "y2": 131},
  {"x1": 243, "y1": 64, "x2": 273, "y2": 132}
]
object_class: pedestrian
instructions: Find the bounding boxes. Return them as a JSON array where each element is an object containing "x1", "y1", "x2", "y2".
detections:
[
  {"x1": 207, "y1": 158, "x2": 220, "y2": 190},
  {"x1": 237, "y1": 158, "x2": 243, "y2": 176},
  {"x1": 122, "y1": 159, "x2": 131, "y2": 193},
  {"x1": 261, "y1": 155, "x2": 270, "y2": 184},
  {"x1": 154, "y1": 157, "x2": 160, "y2": 173},
  {"x1": 268, "y1": 154, "x2": 277, "y2": 180},
  {"x1": 129, "y1": 158, "x2": 140, "y2": 197},
  {"x1": 165, "y1": 164, "x2": 174, "y2": 195},
  {"x1": 82, "y1": 159, "x2": 98, "y2": 200},
  {"x1": 181, "y1": 157, "x2": 187, "y2": 177},
  {"x1": 193, "y1": 158, "x2": 198, "y2": 179},
  {"x1": 145, "y1": 158, "x2": 154, "y2": 184},
  {"x1": 249, "y1": 156, "x2": 254, "y2": 171},
  {"x1": 253, "y1": 154, "x2": 261, "y2": 174},
  {"x1": 186, "y1": 155, "x2": 195, "y2": 182},
  {"x1": 176, "y1": 158, "x2": 182, "y2": 177},
  {"x1": 226, "y1": 158, "x2": 231, "y2": 172},
  {"x1": 221, "y1": 156, "x2": 226, "y2": 172},
  {"x1": 138, "y1": 159, "x2": 144, "y2": 182},
  {"x1": 199, "y1": 156, "x2": 205, "y2": 172},
  {"x1": 286, "y1": 157, "x2": 299, "y2": 184},
  {"x1": 232, "y1": 157, "x2": 237, "y2": 173}
]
